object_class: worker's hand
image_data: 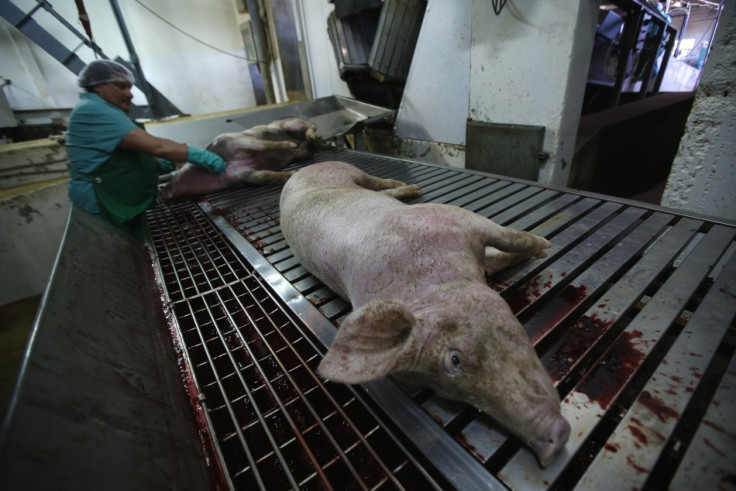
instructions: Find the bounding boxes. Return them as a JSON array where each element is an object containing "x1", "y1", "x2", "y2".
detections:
[
  {"x1": 158, "y1": 158, "x2": 176, "y2": 173},
  {"x1": 187, "y1": 146, "x2": 228, "y2": 174}
]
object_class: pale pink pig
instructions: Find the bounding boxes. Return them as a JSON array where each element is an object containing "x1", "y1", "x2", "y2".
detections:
[
  {"x1": 159, "y1": 117, "x2": 322, "y2": 200},
  {"x1": 279, "y1": 161, "x2": 570, "y2": 466}
]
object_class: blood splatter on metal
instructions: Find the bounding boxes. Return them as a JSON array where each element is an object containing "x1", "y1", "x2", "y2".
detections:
[
  {"x1": 574, "y1": 330, "x2": 645, "y2": 410},
  {"x1": 638, "y1": 391, "x2": 680, "y2": 422},
  {"x1": 546, "y1": 315, "x2": 610, "y2": 382}
]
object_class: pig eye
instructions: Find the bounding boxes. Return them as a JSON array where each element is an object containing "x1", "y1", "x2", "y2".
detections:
[{"x1": 445, "y1": 350, "x2": 463, "y2": 374}]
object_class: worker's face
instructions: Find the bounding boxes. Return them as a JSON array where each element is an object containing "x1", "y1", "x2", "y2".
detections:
[{"x1": 93, "y1": 80, "x2": 133, "y2": 112}]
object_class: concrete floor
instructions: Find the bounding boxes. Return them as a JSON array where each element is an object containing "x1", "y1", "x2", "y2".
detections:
[{"x1": 0, "y1": 295, "x2": 39, "y2": 419}]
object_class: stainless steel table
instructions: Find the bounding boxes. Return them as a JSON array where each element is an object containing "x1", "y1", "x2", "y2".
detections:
[{"x1": 145, "y1": 148, "x2": 736, "y2": 490}]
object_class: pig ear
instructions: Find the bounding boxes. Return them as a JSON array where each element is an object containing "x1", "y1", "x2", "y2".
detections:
[{"x1": 317, "y1": 300, "x2": 416, "y2": 384}]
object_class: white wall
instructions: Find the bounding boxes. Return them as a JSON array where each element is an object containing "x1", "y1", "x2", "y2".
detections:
[
  {"x1": 1, "y1": 0, "x2": 256, "y2": 115},
  {"x1": 468, "y1": 0, "x2": 598, "y2": 187},
  {"x1": 661, "y1": 3, "x2": 736, "y2": 222},
  {"x1": 294, "y1": 0, "x2": 350, "y2": 100},
  {"x1": 395, "y1": 0, "x2": 471, "y2": 147}
]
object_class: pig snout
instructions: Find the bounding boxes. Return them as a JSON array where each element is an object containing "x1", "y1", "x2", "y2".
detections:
[
  {"x1": 526, "y1": 408, "x2": 571, "y2": 467},
  {"x1": 506, "y1": 344, "x2": 570, "y2": 466}
]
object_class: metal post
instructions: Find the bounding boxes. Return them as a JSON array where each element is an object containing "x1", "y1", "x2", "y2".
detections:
[
  {"x1": 675, "y1": 5, "x2": 690, "y2": 57},
  {"x1": 245, "y1": 0, "x2": 276, "y2": 104},
  {"x1": 108, "y1": 0, "x2": 156, "y2": 109}
]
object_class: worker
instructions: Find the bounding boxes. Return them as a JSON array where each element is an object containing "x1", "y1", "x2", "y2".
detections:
[{"x1": 65, "y1": 59, "x2": 226, "y2": 240}]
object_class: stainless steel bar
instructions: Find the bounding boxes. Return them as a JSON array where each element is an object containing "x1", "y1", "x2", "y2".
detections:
[
  {"x1": 499, "y1": 223, "x2": 735, "y2": 488},
  {"x1": 577, "y1": 250, "x2": 736, "y2": 489},
  {"x1": 414, "y1": 173, "x2": 488, "y2": 203},
  {"x1": 493, "y1": 201, "x2": 624, "y2": 293},
  {"x1": 204, "y1": 203, "x2": 503, "y2": 490},
  {"x1": 525, "y1": 212, "x2": 674, "y2": 348},
  {"x1": 477, "y1": 185, "x2": 547, "y2": 218},
  {"x1": 209, "y1": 285, "x2": 330, "y2": 488},
  {"x1": 435, "y1": 176, "x2": 503, "y2": 207},
  {"x1": 508, "y1": 193, "x2": 582, "y2": 232},
  {"x1": 522, "y1": 197, "x2": 602, "y2": 236},
  {"x1": 151, "y1": 203, "x2": 446, "y2": 489},
  {"x1": 491, "y1": 188, "x2": 560, "y2": 226},
  {"x1": 452, "y1": 182, "x2": 528, "y2": 213},
  {"x1": 669, "y1": 349, "x2": 736, "y2": 489},
  {"x1": 161, "y1": 147, "x2": 735, "y2": 489},
  {"x1": 539, "y1": 217, "x2": 704, "y2": 389},
  {"x1": 178, "y1": 293, "x2": 265, "y2": 488}
]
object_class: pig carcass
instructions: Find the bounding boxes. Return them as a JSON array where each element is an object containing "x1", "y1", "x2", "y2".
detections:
[
  {"x1": 279, "y1": 161, "x2": 570, "y2": 466},
  {"x1": 159, "y1": 117, "x2": 322, "y2": 200}
]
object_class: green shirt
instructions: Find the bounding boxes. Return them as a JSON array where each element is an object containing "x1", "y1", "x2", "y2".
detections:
[{"x1": 66, "y1": 92, "x2": 138, "y2": 213}]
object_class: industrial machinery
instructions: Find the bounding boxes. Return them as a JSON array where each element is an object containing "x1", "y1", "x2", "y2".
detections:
[{"x1": 1, "y1": 98, "x2": 734, "y2": 489}]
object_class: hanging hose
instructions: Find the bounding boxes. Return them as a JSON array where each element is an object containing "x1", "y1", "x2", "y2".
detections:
[{"x1": 74, "y1": 0, "x2": 97, "y2": 58}]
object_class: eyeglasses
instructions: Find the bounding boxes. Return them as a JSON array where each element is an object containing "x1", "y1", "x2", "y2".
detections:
[{"x1": 109, "y1": 81, "x2": 133, "y2": 90}]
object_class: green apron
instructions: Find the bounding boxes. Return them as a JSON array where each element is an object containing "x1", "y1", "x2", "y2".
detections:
[{"x1": 92, "y1": 125, "x2": 159, "y2": 241}]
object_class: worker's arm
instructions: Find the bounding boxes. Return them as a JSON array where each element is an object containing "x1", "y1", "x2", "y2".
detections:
[
  {"x1": 118, "y1": 128, "x2": 188, "y2": 162},
  {"x1": 119, "y1": 128, "x2": 227, "y2": 174}
]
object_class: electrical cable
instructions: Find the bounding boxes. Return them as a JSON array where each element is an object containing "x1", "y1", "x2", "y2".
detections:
[
  {"x1": 492, "y1": 0, "x2": 508, "y2": 15},
  {"x1": 132, "y1": 0, "x2": 248, "y2": 60}
]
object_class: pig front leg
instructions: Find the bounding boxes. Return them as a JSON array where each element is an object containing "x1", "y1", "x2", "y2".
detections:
[{"x1": 381, "y1": 183, "x2": 423, "y2": 199}]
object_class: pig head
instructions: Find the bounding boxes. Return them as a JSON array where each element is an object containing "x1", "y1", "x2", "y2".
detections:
[
  {"x1": 159, "y1": 117, "x2": 322, "y2": 200},
  {"x1": 279, "y1": 161, "x2": 570, "y2": 467}
]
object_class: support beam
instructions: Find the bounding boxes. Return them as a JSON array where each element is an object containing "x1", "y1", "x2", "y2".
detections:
[{"x1": 468, "y1": 0, "x2": 599, "y2": 187}]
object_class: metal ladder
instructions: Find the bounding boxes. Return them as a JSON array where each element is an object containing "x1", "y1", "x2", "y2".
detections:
[{"x1": 0, "y1": 0, "x2": 181, "y2": 119}]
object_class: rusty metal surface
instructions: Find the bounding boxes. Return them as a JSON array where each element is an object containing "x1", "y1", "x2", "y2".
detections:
[{"x1": 147, "y1": 148, "x2": 736, "y2": 490}]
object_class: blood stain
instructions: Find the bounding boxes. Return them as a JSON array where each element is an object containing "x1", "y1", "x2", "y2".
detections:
[
  {"x1": 703, "y1": 437, "x2": 725, "y2": 457},
  {"x1": 545, "y1": 314, "x2": 609, "y2": 382},
  {"x1": 455, "y1": 432, "x2": 485, "y2": 462},
  {"x1": 525, "y1": 284, "x2": 588, "y2": 342},
  {"x1": 638, "y1": 391, "x2": 680, "y2": 422},
  {"x1": 629, "y1": 425, "x2": 648, "y2": 445},
  {"x1": 627, "y1": 455, "x2": 649, "y2": 474},
  {"x1": 574, "y1": 330, "x2": 645, "y2": 410}
]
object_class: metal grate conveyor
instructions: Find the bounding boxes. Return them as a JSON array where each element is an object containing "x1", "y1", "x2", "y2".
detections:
[{"x1": 146, "y1": 148, "x2": 736, "y2": 490}]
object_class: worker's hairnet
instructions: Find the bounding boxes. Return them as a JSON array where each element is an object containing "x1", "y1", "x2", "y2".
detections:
[{"x1": 77, "y1": 60, "x2": 134, "y2": 88}]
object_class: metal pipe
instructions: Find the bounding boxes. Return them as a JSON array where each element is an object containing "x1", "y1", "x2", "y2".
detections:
[
  {"x1": 675, "y1": 5, "x2": 691, "y2": 56},
  {"x1": 108, "y1": 0, "x2": 156, "y2": 108},
  {"x1": 700, "y1": 0, "x2": 725, "y2": 67}
]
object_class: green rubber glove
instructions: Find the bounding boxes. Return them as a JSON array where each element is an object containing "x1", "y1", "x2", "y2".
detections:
[
  {"x1": 187, "y1": 146, "x2": 227, "y2": 174},
  {"x1": 158, "y1": 158, "x2": 175, "y2": 173}
]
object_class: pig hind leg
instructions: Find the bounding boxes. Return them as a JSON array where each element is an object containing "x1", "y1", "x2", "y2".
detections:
[
  {"x1": 242, "y1": 169, "x2": 295, "y2": 184},
  {"x1": 484, "y1": 247, "x2": 536, "y2": 274},
  {"x1": 475, "y1": 217, "x2": 551, "y2": 267},
  {"x1": 354, "y1": 173, "x2": 423, "y2": 199}
]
